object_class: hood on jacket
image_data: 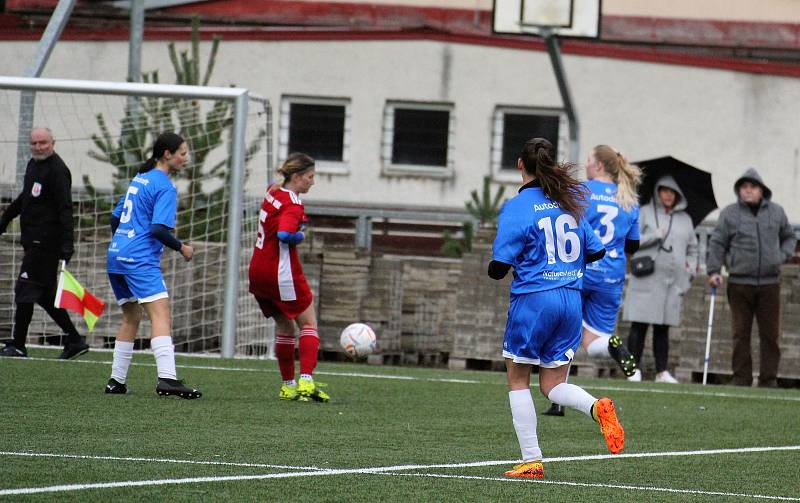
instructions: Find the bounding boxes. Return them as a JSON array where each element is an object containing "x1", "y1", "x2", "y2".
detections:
[
  {"x1": 654, "y1": 174, "x2": 688, "y2": 212},
  {"x1": 734, "y1": 167, "x2": 772, "y2": 201}
]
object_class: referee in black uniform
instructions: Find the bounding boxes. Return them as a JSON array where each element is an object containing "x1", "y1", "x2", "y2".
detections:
[{"x1": 0, "y1": 127, "x2": 88, "y2": 359}]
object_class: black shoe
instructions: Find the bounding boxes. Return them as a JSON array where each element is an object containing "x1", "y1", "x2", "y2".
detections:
[
  {"x1": 156, "y1": 378, "x2": 202, "y2": 399},
  {"x1": 607, "y1": 335, "x2": 637, "y2": 377},
  {"x1": 0, "y1": 345, "x2": 28, "y2": 358},
  {"x1": 543, "y1": 402, "x2": 565, "y2": 416},
  {"x1": 105, "y1": 378, "x2": 128, "y2": 394},
  {"x1": 758, "y1": 379, "x2": 778, "y2": 389},
  {"x1": 60, "y1": 340, "x2": 90, "y2": 360}
]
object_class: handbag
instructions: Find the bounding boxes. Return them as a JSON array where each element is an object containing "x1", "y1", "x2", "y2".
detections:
[
  {"x1": 629, "y1": 204, "x2": 672, "y2": 278},
  {"x1": 630, "y1": 255, "x2": 655, "y2": 277}
]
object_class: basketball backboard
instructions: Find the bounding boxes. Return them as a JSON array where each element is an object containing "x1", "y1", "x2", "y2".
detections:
[{"x1": 492, "y1": 0, "x2": 601, "y2": 38}]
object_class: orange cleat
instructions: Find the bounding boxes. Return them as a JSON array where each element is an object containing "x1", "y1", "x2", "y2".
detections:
[
  {"x1": 504, "y1": 461, "x2": 544, "y2": 479},
  {"x1": 593, "y1": 397, "x2": 624, "y2": 454}
]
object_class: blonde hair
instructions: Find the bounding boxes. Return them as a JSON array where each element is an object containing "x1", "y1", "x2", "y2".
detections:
[
  {"x1": 278, "y1": 152, "x2": 315, "y2": 185},
  {"x1": 593, "y1": 145, "x2": 641, "y2": 211}
]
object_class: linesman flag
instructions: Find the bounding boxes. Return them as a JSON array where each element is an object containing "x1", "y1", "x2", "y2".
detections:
[{"x1": 54, "y1": 262, "x2": 105, "y2": 332}]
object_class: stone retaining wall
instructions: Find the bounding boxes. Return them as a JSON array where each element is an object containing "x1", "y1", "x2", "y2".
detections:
[{"x1": 4, "y1": 232, "x2": 799, "y2": 384}]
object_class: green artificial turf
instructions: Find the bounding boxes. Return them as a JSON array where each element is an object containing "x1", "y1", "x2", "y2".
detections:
[{"x1": 1, "y1": 348, "x2": 799, "y2": 502}]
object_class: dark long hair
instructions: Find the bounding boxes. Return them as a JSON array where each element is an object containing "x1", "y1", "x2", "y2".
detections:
[
  {"x1": 138, "y1": 132, "x2": 185, "y2": 173},
  {"x1": 520, "y1": 138, "x2": 587, "y2": 219}
]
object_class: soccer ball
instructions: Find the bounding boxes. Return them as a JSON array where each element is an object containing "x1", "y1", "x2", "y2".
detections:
[{"x1": 339, "y1": 323, "x2": 377, "y2": 358}]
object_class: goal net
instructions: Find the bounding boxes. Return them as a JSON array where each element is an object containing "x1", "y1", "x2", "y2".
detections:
[{"x1": 0, "y1": 77, "x2": 275, "y2": 357}]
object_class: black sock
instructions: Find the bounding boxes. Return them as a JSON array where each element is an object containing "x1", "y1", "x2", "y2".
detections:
[{"x1": 12, "y1": 302, "x2": 34, "y2": 349}]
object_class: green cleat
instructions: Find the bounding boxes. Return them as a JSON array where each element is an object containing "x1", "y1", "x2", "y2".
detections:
[
  {"x1": 297, "y1": 377, "x2": 330, "y2": 402},
  {"x1": 279, "y1": 383, "x2": 302, "y2": 401}
]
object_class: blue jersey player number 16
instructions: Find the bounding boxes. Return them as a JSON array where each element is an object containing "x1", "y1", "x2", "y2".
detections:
[{"x1": 487, "y1": 138, "x2": 625, "y2": 480}]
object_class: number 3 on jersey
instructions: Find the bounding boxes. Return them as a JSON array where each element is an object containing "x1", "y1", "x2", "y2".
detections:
[
  {"x1": 255, "y1": 209, "x2": 268, "y2": 249},
  {"x1": 595, "y1": 204, "x2": 618, "y2": 245},
  {"x1": 119, "y1": 186, "x2": 139, "y2": 223},
  {"x1": 537, "y1": 214, "x2": 581, "y2": 264}
]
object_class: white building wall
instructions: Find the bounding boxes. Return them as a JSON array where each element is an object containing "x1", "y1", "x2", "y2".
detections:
[{"x1": 0, "y1": 39, "x2": 798, "y2": 219}]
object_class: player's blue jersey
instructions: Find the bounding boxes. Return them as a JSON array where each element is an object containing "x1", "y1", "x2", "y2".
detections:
[
  {"x1": 582, "y1": 179, "x2": 640, "y2": 292},
  {"x1": 492, "y1": 182, "x2": 604, "y2": 294},
  {"x1": 107, "y1": 169, "x2": 178, "y2": 273}
]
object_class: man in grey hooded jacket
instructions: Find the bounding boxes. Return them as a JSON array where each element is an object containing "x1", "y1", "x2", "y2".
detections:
[{"x1": 707, "y1": 168, "x2": 796, "y2": 387}]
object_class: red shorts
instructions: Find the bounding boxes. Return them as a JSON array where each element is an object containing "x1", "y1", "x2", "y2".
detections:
[{"x1": 254, "y1": 293, "x2": 313, "y2": 320}]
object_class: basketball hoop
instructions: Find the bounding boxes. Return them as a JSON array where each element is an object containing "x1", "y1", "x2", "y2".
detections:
[{"x1": 493, "y1": 0, "x2": 601, "y2": 39}]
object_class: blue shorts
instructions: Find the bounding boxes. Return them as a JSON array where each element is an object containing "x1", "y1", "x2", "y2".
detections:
[
  {"x1": 581, "y1": 287, "x2": 622, "y2": 337},
  {"x1": 108, "y1": 270, "x2": 169, "y2": 305},
  {"x1": 502, "y1": 288, "x2": 581, "y2": 368}
]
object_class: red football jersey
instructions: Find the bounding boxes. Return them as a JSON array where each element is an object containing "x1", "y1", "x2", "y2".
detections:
[{"x1": 248, "y1": 187, "x2": 313, "y2": 318}]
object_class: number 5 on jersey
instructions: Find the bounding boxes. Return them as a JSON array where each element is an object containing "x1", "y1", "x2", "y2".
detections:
[
  {"x1": 119, "y1": 186, "x2": 139, "y2": 223},
  {"x1": 255, "y1": 209, "x2": 268, "y2": 249}
]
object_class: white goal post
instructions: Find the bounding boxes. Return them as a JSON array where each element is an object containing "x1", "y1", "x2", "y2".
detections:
[{"x1": 0, "y1": 76, "x2": 273, "y2": 358}]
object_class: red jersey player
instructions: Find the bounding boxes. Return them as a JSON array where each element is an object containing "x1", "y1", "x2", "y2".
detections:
[{"x1": 249, "y1": 153, "x2": 329, "y2": 402}]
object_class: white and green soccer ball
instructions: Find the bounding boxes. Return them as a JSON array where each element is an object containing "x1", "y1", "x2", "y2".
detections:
[{"x1": 340, "y1": 323, "x2": 377, "y2": 358}]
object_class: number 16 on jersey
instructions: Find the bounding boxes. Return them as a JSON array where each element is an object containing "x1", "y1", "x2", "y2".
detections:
[{"x1": 537, "y1": 214, "x2": 581, "y2": 265}]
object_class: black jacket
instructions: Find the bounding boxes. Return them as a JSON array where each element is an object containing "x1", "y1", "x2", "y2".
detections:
[{"x1": 0, "y1": 153, "x2": 74, "y2": 259}]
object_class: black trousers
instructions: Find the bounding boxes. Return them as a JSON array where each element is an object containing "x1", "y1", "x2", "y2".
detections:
[
  {"x1": 12, "y1": 296, "x2": 82, "y2": 349},
  {"x1": 627, "y1": 322, "x2": 670, "y2": 373},
  {"x1": 10, "y1": 245, "x2": 81, "y2": 349}
]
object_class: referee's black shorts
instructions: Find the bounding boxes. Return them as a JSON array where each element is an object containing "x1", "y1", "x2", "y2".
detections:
[{"x1": 14, "y1": 245, "x2": 60, "y2": 303}]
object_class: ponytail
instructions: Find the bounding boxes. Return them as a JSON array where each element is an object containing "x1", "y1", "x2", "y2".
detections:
[
  {"x1": 278, "y1": 152, "x2": 315, "y2": 185},
  {"x1": 139, "y1": 156, "x2": 157, "y2": 174},
  {"x1": 592, "y1": 145, "x2": 641, "y2": 211},
  {"x1": 520, "y1": 138, "x2": 587, "y2": 219},
  {"x1": 138, "y1": 132, "x2": 185, "y2": 174}
]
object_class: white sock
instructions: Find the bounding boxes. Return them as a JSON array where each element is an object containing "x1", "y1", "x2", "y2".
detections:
[
  {"x1": 110, "y1": 340, "x2": 134, "y2": 384},
  {"x1": 508, "y1": 389, "x2": 542, "y2": 462},
  {"x1": 151, "y1": 336, "x2": 177, "y2": 380},
  {"x1": 547, "y1": 382, "x2": 596, "y2": 418},
  {"x1": 587, "y1": 336, "x2": 611, "y2": 358},
  {"x1": 300, "y1": 373, "x2": 313, "y2": 381}
]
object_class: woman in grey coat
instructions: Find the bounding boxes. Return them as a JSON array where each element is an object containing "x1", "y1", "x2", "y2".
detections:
[{"x1": 622, "y1": 175, "x2": 698, "y2": 383}]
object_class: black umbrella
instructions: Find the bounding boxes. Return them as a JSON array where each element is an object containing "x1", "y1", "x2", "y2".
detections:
[{"x1": 635, "y1": 156, "x2": 718, "y2": 227}]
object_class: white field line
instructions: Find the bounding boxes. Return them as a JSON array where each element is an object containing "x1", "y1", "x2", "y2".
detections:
[
  {"x1": 17, "y1": 356, "x2": 800, "y2": 401},
  {"x1": 2, "y1": 445, "x2": 800, "y2": 498},
  {"x1": 389, "y1": 472, "x2": 800, "y2": 501},
  {"x1": 0, "y1": 451, "x2": 325, "y2": 471},
  {"x1": 20, "y1": 356, "x2": 483, "y2": 384},
  {"x1": 581, "y1": 384, "x2": 800, "y2": 402},
  {"x1": 4, "y1": 444, "x2": 799, "y2": 470}
]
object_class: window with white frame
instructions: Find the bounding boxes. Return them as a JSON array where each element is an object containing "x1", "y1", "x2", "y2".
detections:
[
  {"x1": 279, "y1": 96, "x2": 351, "y2": 174},
  {"x1": 382, "y1": 102, "x2": 455, "y2": 178},
  {"x1": 491, "y1": 107, "x2": 568, "y2": 181}
]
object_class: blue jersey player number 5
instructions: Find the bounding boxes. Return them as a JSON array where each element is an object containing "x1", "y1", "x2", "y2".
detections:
[
  {"x1": 119, "y1": 186, "x2": 139, "y2": 224},
  {"x1": 108, "y1": 170, "x2": 178, "y2": 273}
]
